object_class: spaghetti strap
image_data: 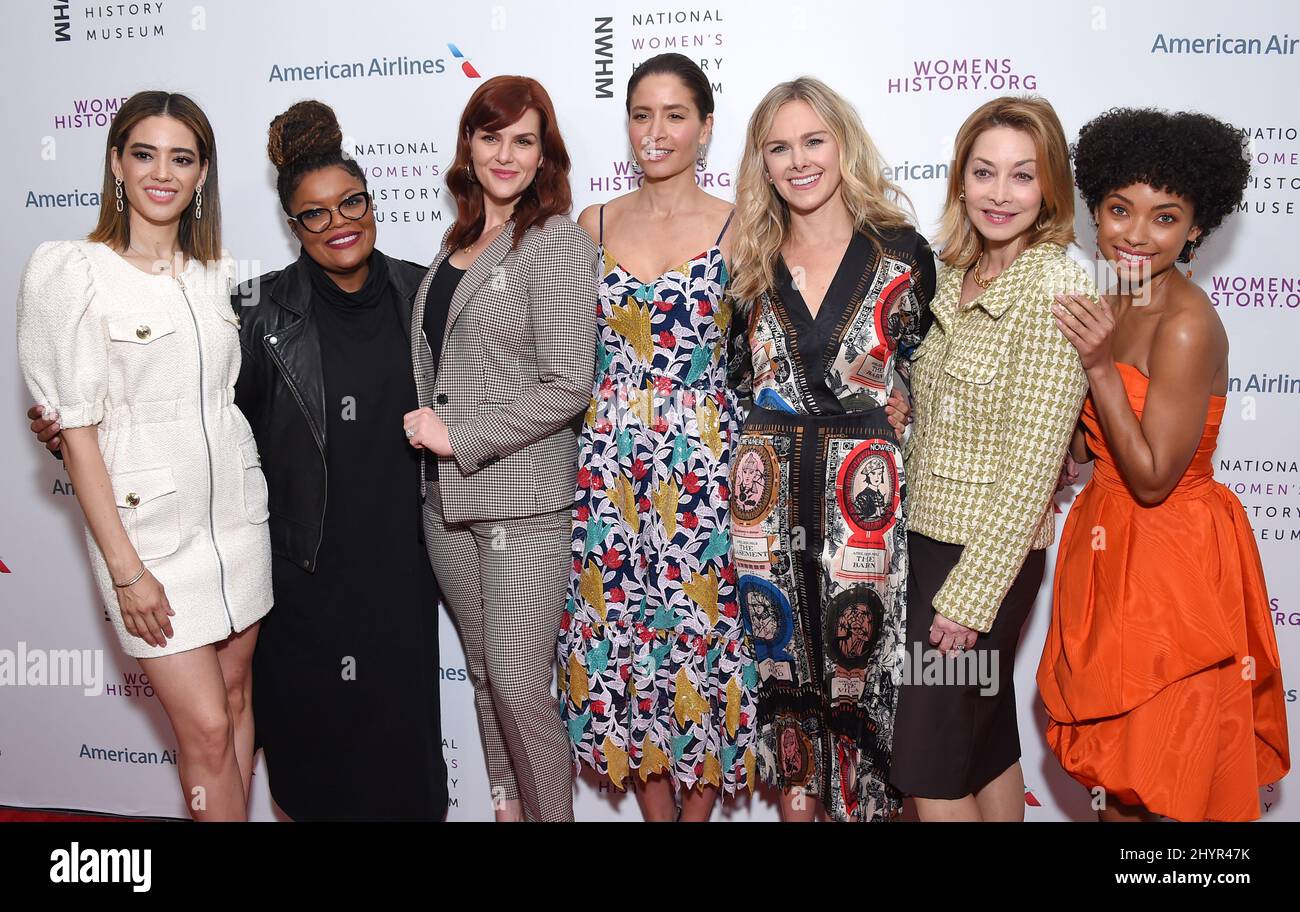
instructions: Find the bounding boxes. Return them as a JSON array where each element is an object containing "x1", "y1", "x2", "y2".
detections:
[
  {"x1": 715, "y1": 208, "x2": 736, "y2": 245},
  {"x1": 598, "y1": 204, "x2": 606, "y2": 247}
]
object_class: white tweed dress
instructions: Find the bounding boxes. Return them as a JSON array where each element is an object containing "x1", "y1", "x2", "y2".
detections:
[{"x1": 17, "y1": 239, "x2": 273, "y2": 657}]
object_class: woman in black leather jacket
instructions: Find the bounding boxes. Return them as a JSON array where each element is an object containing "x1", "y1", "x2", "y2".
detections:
[{"x1": 235, "y1": 100, "x2": 448, "y2": 821}]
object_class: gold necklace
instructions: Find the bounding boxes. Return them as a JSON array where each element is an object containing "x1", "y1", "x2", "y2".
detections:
[
  {"x1": 128, "y1": 244, "x2": 180, "y2": 273},
  {"x1": 463, "y1": 221, "x2": 505, "y2": 255},
  {"x1": 972, "y1": 253, "x2": 995, "y2": 289}
]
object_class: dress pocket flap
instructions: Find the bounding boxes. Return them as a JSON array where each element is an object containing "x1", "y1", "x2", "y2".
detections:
[
  {"x1": 113, "y1": 467, "x2": 177, "y2": 508},
  {"x1": 942, "y1": 349, "x2": 999, "y2": 384},
  {"x1": 928, "y1": 454, "x2": 996, "y2": 484},
  {"x1": 108, "y1": 314, "x2": 177, "y2": 345},
  {"x1": 239, "y1": 436, "x2": 262, "y2": 469}
]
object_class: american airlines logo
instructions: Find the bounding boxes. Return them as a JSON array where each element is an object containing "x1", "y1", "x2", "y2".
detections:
[{"x1": 447, "y1": 43, "x2": 480, "y2": 78}]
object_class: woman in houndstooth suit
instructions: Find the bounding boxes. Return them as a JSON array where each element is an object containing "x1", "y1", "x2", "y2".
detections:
[{"x1": 403, "y1": 76, "x2": 597, "y2": 822}]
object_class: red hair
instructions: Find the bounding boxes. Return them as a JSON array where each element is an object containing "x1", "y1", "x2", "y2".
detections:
[{"x1": 446, "y1": 75, "x2": 572, "y2": 251}]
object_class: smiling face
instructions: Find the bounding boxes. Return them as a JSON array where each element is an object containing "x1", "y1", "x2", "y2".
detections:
[
  {"x1": 628, "y1": 72, "x2": 711, "y2": 179},
  {"x1": 110, "y1": 114, "x2": 207, "y2": 228},
  {"x1": 762, "y1": 99, "x2": 842, "y2": 216},
  {"x1": 1094, "y1": 182, "x2": 1201, "y2": 285},
  {"x1": 962, "y1": 125, "x2": 1042, "y2": 246},
  {"x1": 468, "y1": 107, "x2": 543, "y2": 208},
  {"x1": 287, "y1": 164, "x2": 376, "y2": 276}
]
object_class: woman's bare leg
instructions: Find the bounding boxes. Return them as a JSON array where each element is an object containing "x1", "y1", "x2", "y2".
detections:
[
  {"x1": 214, "y1": 622, "x2": 260, "y2": 799},
  {"x1": 139, "y1": 645, "x2": 246, "y2": 820}
]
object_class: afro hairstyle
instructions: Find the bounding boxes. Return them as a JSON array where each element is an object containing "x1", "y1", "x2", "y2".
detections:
[{"x1": 1072, "y1": 107, "x2": 1250, "y2": 262}]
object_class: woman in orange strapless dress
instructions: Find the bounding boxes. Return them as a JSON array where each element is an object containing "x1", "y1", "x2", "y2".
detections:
[{"x1": 1038, "y1": 108, "x2": 1289, "y2": 822}]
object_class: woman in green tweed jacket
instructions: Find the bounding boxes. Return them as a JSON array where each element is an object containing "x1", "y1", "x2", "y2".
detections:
[{"x1": 889, "y1": 96, "x2": 1093, "y2": 821}]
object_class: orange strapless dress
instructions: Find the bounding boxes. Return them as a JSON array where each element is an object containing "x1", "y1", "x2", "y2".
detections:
[{"x1": 1037, "y1": 363, "x2": 1290, "y2": 821}]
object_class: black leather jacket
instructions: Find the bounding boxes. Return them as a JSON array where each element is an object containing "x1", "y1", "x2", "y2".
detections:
[{"x1": 232, "y1": 250, "x2": 426, "y2": 572}]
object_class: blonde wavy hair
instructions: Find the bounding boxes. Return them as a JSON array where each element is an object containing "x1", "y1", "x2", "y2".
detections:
[
  {"x1": 729, "y1": 77, "x2": 915, "y2": 307},
  {"x1": 935, "y1": 95, "x2": 1075, "y2": 269}
]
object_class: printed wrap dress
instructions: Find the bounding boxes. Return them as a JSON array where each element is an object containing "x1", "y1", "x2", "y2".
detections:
[{"x1": 729, "y1": 228, "x2": 935, "y2": 820}]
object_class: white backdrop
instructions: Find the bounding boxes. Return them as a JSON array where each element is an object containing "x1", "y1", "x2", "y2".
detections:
[{"x1": 1, "y1": 0, "x2": 1295, "y2": 822}]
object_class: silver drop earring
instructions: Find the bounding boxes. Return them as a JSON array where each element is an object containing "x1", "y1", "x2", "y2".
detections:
[
  {"x1": 194, "y1": 184, "x2": 203, "y2": 221},
  {"x1": 115, "y1": 177, "x2": 124, "y2": 213}
]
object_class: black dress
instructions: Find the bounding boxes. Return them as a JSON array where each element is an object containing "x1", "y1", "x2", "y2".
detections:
[{"x1": 253, "y1": 251, "x2": 448, "y2": 821}]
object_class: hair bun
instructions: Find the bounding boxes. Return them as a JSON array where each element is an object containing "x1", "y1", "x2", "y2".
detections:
[{"x1": 267, "y1": 100, "x2": 343, "y2": 170}]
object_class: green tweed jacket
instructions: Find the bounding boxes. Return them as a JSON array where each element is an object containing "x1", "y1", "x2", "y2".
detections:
[{"x1": 905, "y1": 242, "x2": 1093, "y2": 632}]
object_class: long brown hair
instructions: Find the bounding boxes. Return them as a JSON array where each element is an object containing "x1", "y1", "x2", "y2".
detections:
[
  {"x1": 446, "y1": 76, "x2": 572, "y2": 251},
  {"x1": 935, "y1": 95, "x2": 1075, "y2": 269},
  {"x1": 87, "y1": 90, "x2": 222, "y2": 264}
]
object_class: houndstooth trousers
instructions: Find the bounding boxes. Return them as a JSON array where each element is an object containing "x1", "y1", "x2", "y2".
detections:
[
  {"x1": 423, "y1": 484, "x2": 575, "y2": 822},
  {"x1": 413, "y1": 215, "x2": 596, "y2": 821}
]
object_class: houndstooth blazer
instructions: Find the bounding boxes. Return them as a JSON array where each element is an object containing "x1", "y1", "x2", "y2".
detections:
[
  {"x1": 905, "y1": 242, "x2": 1092, "y2": 632},
  {"x1": 411, "y1": 214, "x2": 598, "y2": 524}
]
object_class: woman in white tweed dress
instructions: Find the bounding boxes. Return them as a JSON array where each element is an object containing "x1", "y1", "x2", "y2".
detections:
[{"x1": 16, "y1": 92, "x2": 272, "y2": 820}]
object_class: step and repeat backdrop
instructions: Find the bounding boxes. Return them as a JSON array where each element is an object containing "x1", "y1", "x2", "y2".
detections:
[{"x1": 1, "y1": 0, "x2": 1296, "y2": 821}]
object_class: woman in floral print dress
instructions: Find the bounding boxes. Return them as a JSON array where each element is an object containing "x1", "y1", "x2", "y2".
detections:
[{"x1": 557, "y1": 54, "x2": 757, "y2": 822}]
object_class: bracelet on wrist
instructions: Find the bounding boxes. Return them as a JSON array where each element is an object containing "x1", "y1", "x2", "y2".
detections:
[{"x1": 112, "y1": 565, "x2": 147, "y2": 589}]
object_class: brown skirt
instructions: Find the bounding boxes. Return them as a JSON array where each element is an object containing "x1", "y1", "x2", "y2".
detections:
[{"x1": 889, "y1": 531, "x2": 1045, "y2": 799}]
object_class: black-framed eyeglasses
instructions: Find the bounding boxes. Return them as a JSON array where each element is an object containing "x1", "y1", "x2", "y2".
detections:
[{"x1": 289, "y1": 192, "x2": 371, "y2": 233}]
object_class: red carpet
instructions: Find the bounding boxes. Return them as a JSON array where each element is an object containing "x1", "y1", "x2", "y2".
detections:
[{"x1": 0, "y1": 806, "x2": 146, "y2": 823}]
